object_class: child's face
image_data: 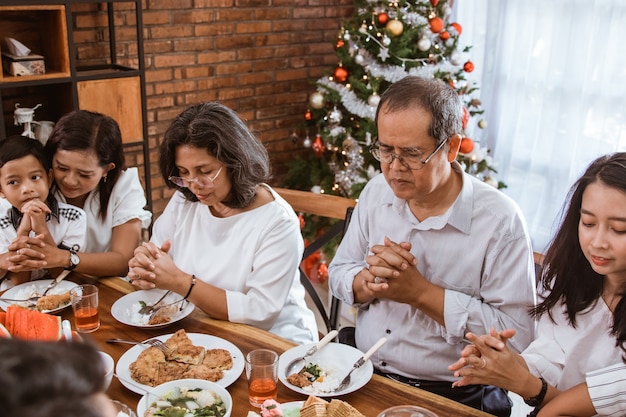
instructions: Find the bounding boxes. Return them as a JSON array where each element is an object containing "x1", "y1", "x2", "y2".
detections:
[
  {"x1": 0, "y1": 155, "x2": 52, "y2": 210},
  {"x1": 579, "y1": 181, "x2": 626, "y2": 281}
]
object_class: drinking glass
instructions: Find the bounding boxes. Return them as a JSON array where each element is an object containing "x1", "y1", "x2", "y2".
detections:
[
  {"x1": 70, "y1": 284, "x2": 100, "y2": 333},
  {"x1": 376, "y1": 405, "x2": 440, "y2": 417},
  {"x1": 245, "y1": 349, "x2": 278, "y2": 407}
]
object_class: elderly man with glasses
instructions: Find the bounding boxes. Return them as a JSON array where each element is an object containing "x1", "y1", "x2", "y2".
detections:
[{"x1": 328, "y1": 76, "x2": 536, "y2": 417}]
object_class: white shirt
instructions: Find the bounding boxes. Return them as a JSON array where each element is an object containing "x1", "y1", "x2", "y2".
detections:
[
  {"x1": 150, "y1": 185, "x2": 318, "y2": 345},
  {"x1": 329, "y1": 164, "x2": 536, "y2": 381},
  {"x1": 53, "y1": 167, "x2": 152, "y2": 253},
  {"x1": 587, "y1": 363, "x2": 626, "y2": 416},
  {"x1": 0, "y1": 196, "x2": 86, "y2": 282},
  {"x1": 522, "y1": 300, "x2": 623, "y2": 391}
]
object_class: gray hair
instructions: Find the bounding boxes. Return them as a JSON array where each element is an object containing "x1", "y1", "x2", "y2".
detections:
[
  {"x1": 159, "y1": 102, "x2": 271, "y2": 208},
  {"x1": 375, "y1": 76, "x2": 463, "y2": 146}
]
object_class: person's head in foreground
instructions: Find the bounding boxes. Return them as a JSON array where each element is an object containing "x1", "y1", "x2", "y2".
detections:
[{"x1": 0, "y1": 338, "x2": 116, "y2": 417}]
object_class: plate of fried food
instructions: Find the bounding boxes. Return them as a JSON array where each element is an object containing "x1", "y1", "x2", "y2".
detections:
[
  {"x1": 115, "y1": 329, "x2": 244, "y2": 394},
  {"x1": 111, "y1": 289, "x2": 195, "y2": 329},
  {"x1": 278, "y1": 342, "x2": 374, "y2": 397},
  {"x1": 0, "y1": 279, "x2": 77, "y2": 314}
]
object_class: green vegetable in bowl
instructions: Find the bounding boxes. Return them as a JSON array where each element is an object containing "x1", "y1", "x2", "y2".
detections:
[{"x1": 146, "y1": 387, "x2": 227, "y2": 417}]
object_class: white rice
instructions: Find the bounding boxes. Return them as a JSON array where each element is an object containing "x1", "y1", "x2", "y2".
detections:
[
  {"x1": 302, "y1": 366, "x2": 341, "y2": 394},
  {"x1": 126, "y1": 302, "x2": 150, "y2": 326}
]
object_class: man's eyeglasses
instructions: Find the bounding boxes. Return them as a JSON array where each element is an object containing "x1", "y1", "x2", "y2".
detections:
[
  {"x1": 168, "y1": 166, "x2": 223, "y2": 188},
  {"x1": 370, "y1": 139, "x2": 447, "y2": 170}
]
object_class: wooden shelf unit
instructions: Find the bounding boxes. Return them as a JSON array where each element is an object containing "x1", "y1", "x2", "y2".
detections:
[{"x1": 0, "y1": 1, "x2": 151, "y2": 211}]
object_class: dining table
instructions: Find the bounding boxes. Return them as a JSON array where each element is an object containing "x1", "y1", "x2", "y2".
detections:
[{"x1": 53, "y1": 275, "x2": 494, "y2": 417}]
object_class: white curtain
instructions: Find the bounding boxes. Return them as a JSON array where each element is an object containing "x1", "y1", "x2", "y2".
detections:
[{"x1": 454, "y1": 0, "x2": 626, "y2": 253}]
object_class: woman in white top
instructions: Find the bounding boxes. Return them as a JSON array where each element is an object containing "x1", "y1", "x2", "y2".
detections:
[
  {"x1": 449, "y1": 153, "x2": 626, "y2": 416},
  {"x1": 8, "y1": 110, "x2": 151, "y2": 277},
  {"x1": 128, "y1": 102, "x2": 317, "y2": 344}
]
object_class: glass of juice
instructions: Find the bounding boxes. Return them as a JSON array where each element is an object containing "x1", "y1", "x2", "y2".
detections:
[
  {"x1": 245, "y1": 349, "x2": 278, "y2": 407},
  {"x1": 70, "y1": 284, "x2": 100, "y2": 333}
]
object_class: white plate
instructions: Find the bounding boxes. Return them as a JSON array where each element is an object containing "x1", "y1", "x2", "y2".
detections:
[
  {"x1": 278, "y1": 342, "x2": 374, "y2": 397},
  {"x1": 0, "y1": 279, "x2": 77, "y2": 313},
  {"x1": 116, "y1": 333, "x2": 245, "y2": 394},
  {"x1": 111, "y1": 289, "x2": 195, "y2": 329}
]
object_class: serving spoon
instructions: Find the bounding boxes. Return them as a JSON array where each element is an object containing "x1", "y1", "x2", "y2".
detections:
[{"x1": 285, "y1": 329, "x2": 338, "y2": 378}]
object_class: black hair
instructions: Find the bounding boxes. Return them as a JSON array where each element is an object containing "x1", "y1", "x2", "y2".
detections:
[
  {"x1": 44, "y1": 110, "x2": 126, "y2": 220},
  {"x1": 532, "y1": 152, "x2": 626, "y2": 358}
]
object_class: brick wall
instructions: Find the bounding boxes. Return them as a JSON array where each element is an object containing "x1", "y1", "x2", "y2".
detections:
[{"x1": 72, "y1": 0, "x2": 355, "y2": 217}]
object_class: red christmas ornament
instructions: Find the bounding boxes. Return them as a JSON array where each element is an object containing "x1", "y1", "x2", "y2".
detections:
[
  {"x1": 316, "y1": 262, "x2": 329, "y2": 284},
  {"x1": 429, "y1": 17, "x2": 444, "y2": 33},
  {"x1": 439, "y1": 31, "x2": 450, "y2": 41},
  {"x1": 336, "y1": 39, "x2": 344, "y2": 48},
  {"x1": 451, "y1": 22, "x2": 463, "y2": 35},
  {"x1": 430, "y1": 0, "x2": 439, "y2": 5},
  {"x1": 459, "y1": 137, "x2": 475, "y2": 154},
  {"x1": 312, "y1": 134, "x2": 325, "y2": 157},
  {"x1": 304, "y1": 110, "x2": 312, "y2": 121},
  {"x1": 334, "y1": 66, "x2": 349, "y2": 83},
  {"x1": 462, "y1": 107, "x2": 469, "y2": 130},
  {"x1": 377, "y1": 12, "x2": 389, "y2": 25},
  {"x1": 463, "y1": 61, "x2": 475, "y2": 73}
]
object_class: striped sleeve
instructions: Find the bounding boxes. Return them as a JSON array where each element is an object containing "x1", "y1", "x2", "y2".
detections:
[{"x1": 587, "y1": 363, "x2": 626, "y2": 416}]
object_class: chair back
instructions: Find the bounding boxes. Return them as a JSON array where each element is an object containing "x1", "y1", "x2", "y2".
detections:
[{"x1": 274, "y1": 187, "x2": 356, "y2": 334}]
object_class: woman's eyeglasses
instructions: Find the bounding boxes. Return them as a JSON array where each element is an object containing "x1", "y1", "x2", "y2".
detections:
[{"x1": 168, "y1": 166, "x2": 223, "y2": 188}]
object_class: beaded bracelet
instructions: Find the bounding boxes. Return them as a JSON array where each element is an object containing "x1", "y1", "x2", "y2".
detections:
[{"x1": 183, "y1": 275, "x2": 196, "y2": 300}]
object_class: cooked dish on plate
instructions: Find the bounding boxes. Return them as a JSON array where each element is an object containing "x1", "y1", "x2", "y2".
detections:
[{"x1": 129, "y1": 329, "x2": 234, "y2": 387}]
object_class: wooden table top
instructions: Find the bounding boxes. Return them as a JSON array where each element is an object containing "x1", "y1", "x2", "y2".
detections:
[{"x1": 58, "y1": 276, "x2": 493, "y2": 417}]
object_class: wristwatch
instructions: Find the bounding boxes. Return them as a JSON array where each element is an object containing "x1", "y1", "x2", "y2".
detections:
[
  {"x1": 524, "y1": 377, "x2": 548, "y2": 407},
  {"x1": 65, "y1": 248, "x2": 80, "y2": 271}
]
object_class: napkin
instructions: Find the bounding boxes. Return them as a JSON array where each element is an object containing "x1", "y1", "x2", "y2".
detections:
[{"x1": 4, "y1": 37, "x2": 31, "y2": 57}]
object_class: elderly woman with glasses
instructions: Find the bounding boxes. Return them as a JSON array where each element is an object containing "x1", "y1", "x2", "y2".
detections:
[
  {"x1": 128, "y1": 102, "x2": 318, "y2": 344},
  {"x1": 328, "y1": 76, "x2": 536, "y2": 416}
]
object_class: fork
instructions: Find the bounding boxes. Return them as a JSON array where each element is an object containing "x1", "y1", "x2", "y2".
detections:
[
  {"x1": 334, "y1": 337, "x2": 387, "y2": 392},
  {"x1": 138, "y1": 290, "x2": 171, "y2": 315},
  {"x1": 147, "y1": 298, "x2": 187, "y2": 319},
  {"x1": 106, "y1": 338, "x2": 171, "y2": 353},
  {"x1": 0, "y1": 296, "x2": 39, "y2": 306}
]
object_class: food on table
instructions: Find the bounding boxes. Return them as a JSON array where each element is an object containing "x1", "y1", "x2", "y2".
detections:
[
  {"x1": 128, "y1": 300, "x2": 176, "y2": 326},
  {"x1": 301, "y1": 396, "x2": 364, "y2": 417},
  {"x1": 129, "y1": 329, "x2": 233, "y2": 386},
  {"x1": 0, "y1": 305, "x2": 62, "y2": 340},
  {"x1": 9, "y1": 284, "x2": 70, "y2": 312},
  {"x1": 287, "y1": 363, "x2": 323, "y2": 387},
  {"x1": 36, "y1": 292, "x2": 71, "y2": 311},
  {"x1": 248, "y1": 396, "x2": 364, "y2": 417},
  {"x1": 143, "y1": 385, "x2": 228, "y2": 417},
  {"x1": 287, "y1": 363, "x2": 340, "y2": 394}
]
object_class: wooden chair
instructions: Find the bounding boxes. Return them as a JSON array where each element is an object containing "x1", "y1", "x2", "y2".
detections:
[{"x1": 274, "y1": 188, "x2": 357, "y2": 334}]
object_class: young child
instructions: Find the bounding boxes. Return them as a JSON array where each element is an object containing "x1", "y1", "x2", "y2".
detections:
[{"x1": 0, "y1": 136, "x2": 86, "y2": 287}]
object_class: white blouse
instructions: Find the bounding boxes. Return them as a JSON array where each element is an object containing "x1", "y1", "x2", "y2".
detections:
[
  {"x1": 522, "y1": 299, "x2": 623, "y2": 391},
  {"x1": 150, "y1": 185, "x2": 318, "y2": 344}
]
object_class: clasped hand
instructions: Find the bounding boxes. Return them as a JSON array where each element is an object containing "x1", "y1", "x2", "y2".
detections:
[
  {"x1": 448, "y1": 328, "x2": 530, "y2": 394},
  {"x1": 128, "y1": 240, "x2": 181, "y2": 291},
  {"x1": 360, "y1": 236, "x2": 422, "y2": 303}
]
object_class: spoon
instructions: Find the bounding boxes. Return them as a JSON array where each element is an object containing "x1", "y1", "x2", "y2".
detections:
[
  {"x1": 334, "y1": 336, "x2": 387, "y2": 392},
  {"x1": 285, "y1": 329, "x2": 338, "y2": 378}
]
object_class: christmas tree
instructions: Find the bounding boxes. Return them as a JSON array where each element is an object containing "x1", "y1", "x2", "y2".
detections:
[{"x1": 285, "y1": 0, "x2": 506, "y2": 199}]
